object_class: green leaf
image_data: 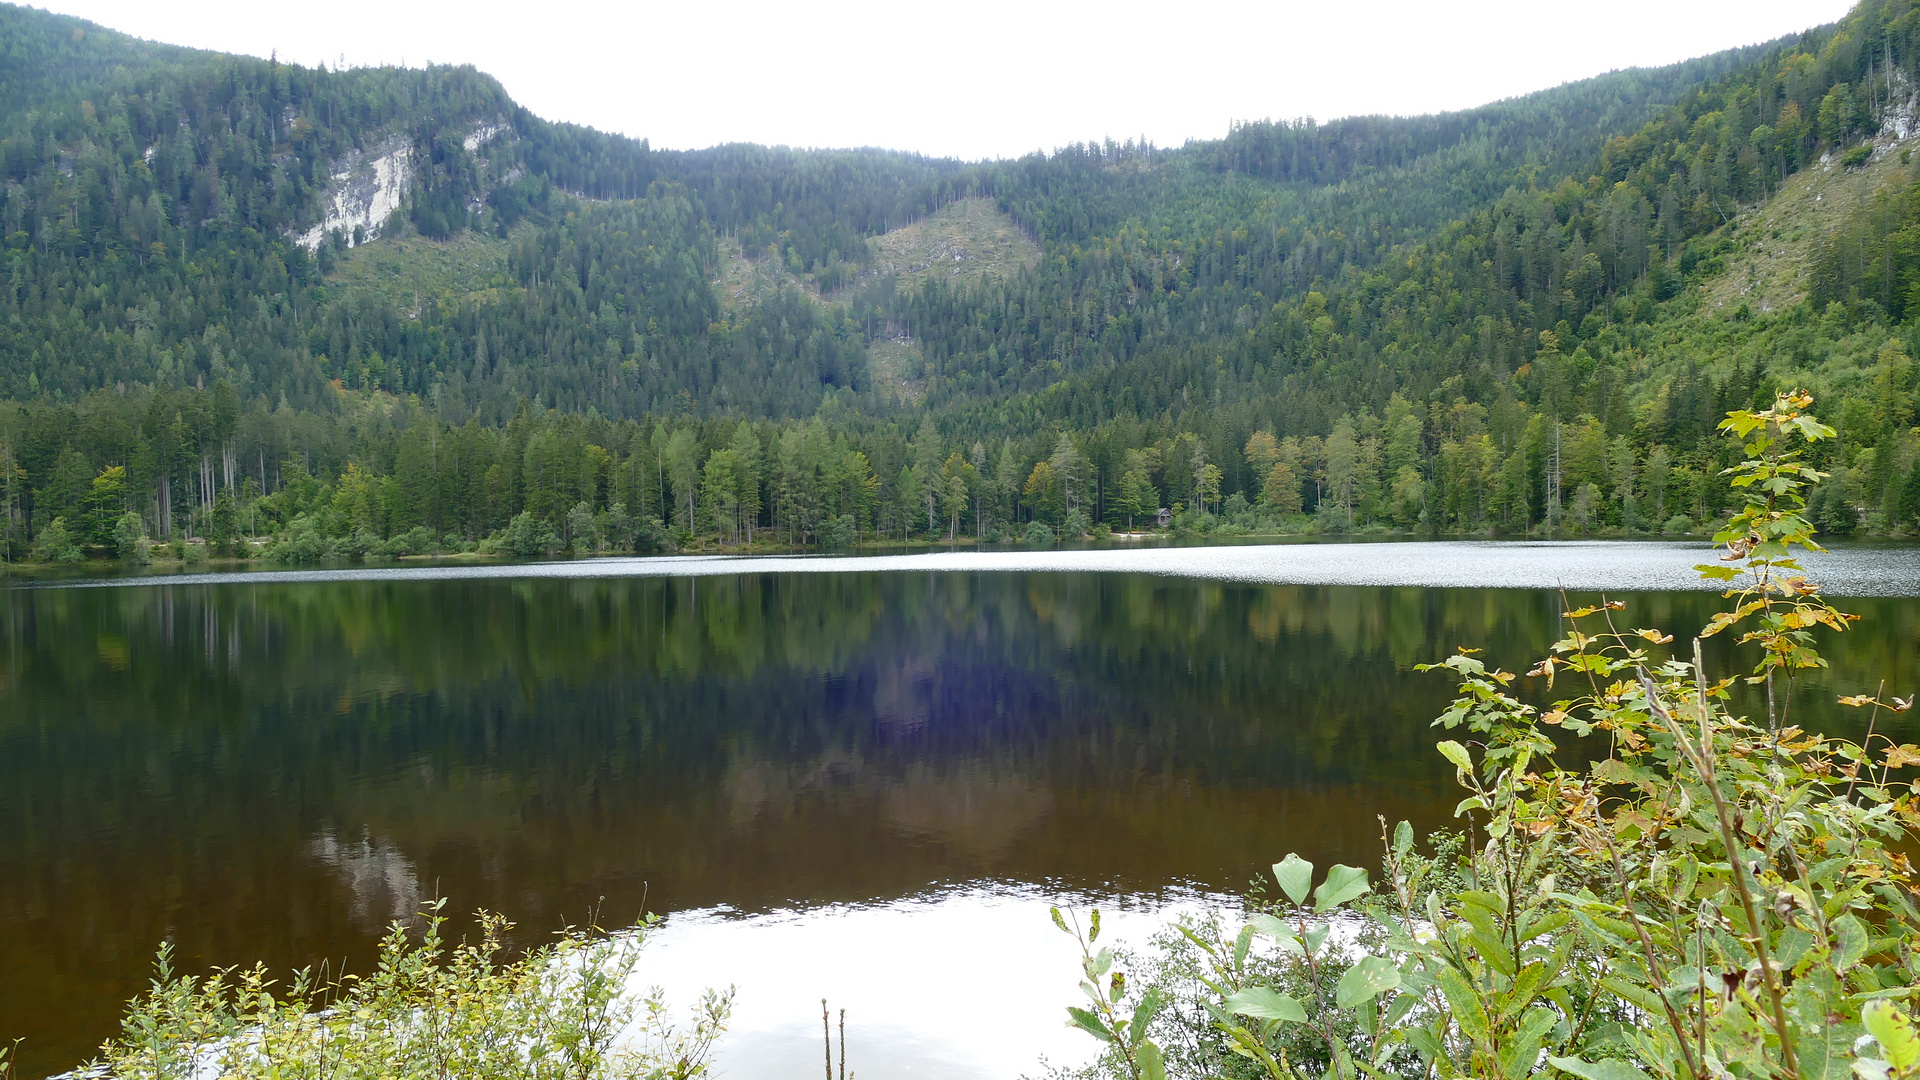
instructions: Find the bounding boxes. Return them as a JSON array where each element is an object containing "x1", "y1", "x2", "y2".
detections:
[
  {"x1": 1392, "y1": 820, "x2": 1414, "y2": 858},
  {"x1": 1233, "y1": 924, "x2": 1254, "y2": 967},
  {"x1": 1436, "y1": 966, "x2": 1490, "y2": 1045},
  {"x1": 1864, "y1": 1000, "x2": 1920, "y2": 1071},
  {"x1": 1051, "y1": 906, "x2": 1069, "y2": 934},
  {"x1": 1305, "y1": 923, "x2": 1332, "y2": 955},
  {"x1": 1598, "y1": 976, "x2": 1664, "y2": 1016},
  {"x1": 1500, "y1": 1009, "x2": 1561, "y2": 1080},
  {"x1": 1834, "y1": 914, "x2": 1869, "y2": 972},
  {"x1": 1316, "y1": 864, "x2": 1370, "y2": 912},
  {"x1": 1382, "y1": 991, "x2": 1419, "y2": 1029},
  {"x1": 1518, "y1": 909, "x2": 1572, "y2": 944},
  {"x1": 1437, "y1": 739, "x2": 1475, "y2": 772},
  {"x1": 1138, "y1": 1040, "x2": 1167, "y2": 1080},
  {"x1": 1547, "y1": 1056, "x2": 1655, "y2": 1080},
  {"x1": 1335, "y1": 955, "x2": 1402, "y2": 1009},
  {"x1": 1089, "y1": 908, "x2": 1101, "y2": 943},
  {"x1": 1248, "y1": 913, "x2": 1293, "y2": 940},
  {"x1": 1408, "y1": 1027, "x2": 1447, "y2": 1067},
  {"x1": 1273, "y1": 854, "x2": 1314, "y2": 907},
  {"x1": 1225, "y1": 986, "x2": 1307, "y2": 1023},
  {"x1": 1128, "y1": 988, "x2": 1164, "y2": 1045},
  {"x1": 1066, "y1": 1006, "x2": 1113, "y2": 1042}
]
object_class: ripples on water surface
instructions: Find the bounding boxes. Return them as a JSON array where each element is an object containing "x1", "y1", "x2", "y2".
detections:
[
  {"x1": 4, "y1": 541, "x2": 1918, "y2": 1077},
  {"x1": 31, "y1": 539, "x2": 1920, "y2": 595}
]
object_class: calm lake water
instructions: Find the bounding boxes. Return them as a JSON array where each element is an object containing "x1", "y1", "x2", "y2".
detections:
[{"x1": 4, "y1": 541, "x2": 1919, "y2": 1078}]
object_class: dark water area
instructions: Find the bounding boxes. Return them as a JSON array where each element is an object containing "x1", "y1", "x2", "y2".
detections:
[{"x1": 3, "y1": 547, "x2": 1918, "y2": 1076}]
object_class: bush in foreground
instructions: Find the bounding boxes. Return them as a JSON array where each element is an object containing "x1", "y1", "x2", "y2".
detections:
[
  {"x1": 92, "y1": 904, "x2": 731, "y2": 1080},
  {"x1": 1057, "y1": 393, "x2": 1920, "y2": 1080}
]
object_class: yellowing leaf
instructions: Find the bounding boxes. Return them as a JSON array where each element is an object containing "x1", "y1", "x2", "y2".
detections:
[{"x1": 1864, "y1": 1000, "x2": 1920, "y2": 1071}]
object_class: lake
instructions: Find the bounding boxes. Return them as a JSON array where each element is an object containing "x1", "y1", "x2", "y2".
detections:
[{"x1": 4, "y1": 541, "x2": 1918, "y2": 1078}]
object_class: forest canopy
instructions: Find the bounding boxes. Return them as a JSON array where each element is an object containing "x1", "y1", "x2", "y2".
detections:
[{"x1": 6, "y1": 0, "x2": 1920, "y2": 557}]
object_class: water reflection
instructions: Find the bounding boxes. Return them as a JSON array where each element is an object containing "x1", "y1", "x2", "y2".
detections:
[
  {"x1": 637, "y1": 889, "x2": 1202, "y2": 1080},
  {"x1": 1, "y1": 569, "x2": 1916, "y2": 1076}
]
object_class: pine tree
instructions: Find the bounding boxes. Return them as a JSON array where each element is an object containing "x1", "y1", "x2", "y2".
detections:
[
  {"x1": 727, "y1": 422, "x2": 763, "y2": 544},
  {"x1": 1897, "y1": 463, "x2": 1920, "y2": 534}
]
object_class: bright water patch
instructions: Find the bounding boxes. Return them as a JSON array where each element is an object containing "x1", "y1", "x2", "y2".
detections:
[
  {"x1": 637, "y1": 886, "x2": 1214, "y2": 1080},
  {"x1": 24, "y1": 540, "x2": 1920, "y2": 597}
]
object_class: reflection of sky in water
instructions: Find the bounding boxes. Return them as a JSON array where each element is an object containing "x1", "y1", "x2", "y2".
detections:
[
  {"x1": 30, "y1": 540, "x2": 1920, "y2": 597},
  {"x1": 634, "y1": 886, "x2": 1221, "y2": 1080}
]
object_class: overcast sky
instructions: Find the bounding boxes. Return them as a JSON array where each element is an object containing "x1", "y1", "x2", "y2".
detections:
[{"x1": 35, "y1": 0, "x2": 1861, "y2": 161}]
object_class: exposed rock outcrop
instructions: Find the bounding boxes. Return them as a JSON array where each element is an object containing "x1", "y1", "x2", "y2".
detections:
[{"x1": 294, "y1": 135, "x2": 414, "y2": 251}]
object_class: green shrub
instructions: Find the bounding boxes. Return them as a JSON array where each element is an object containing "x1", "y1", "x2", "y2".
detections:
[
  {"x1": 1841, "y1": 144, "x2": 1873, "y2": 169},
  {"x1": 338, "y1": 528, "x2": 378, "y2": 560},
  {"x1": 263, "y1": 515, "x2": 334, "y2": 564},
  {"x1": 31, "y1": 517, "x2": 84, "y2": 563},
  {"x1": 114, "y1": 511, "x2": 150, "y2": 564},
  {"x1": 93, "y1": 904, "x2": 732, "y2": 1080},
  {"x1": 494, "y1": 511, "x2": 560, "y2": 557},
  {"x1": 632, "y1": 514, "x2": 669, "y2": 553},
  {"x1": 1057, "y1": 393, "x2": 1920, "y2": 1080},
  {"x1": 1024, "y1": 520, "x2": 1054, "y2": 545},
  {"x1": 378, "y1": 526, "x2": 438, "y2": 557},
  {"x1": 816, "y1": 514, "x2": 856, "y2": 549},
  {"x1": 1062, "y1": 509, "x2": 1091, "y2": 539},
  {"x1": 566, "y1": 500, "x2": 599, "y2": 553},
  {"x1": 598, "y1": 503, "x2": 636, "y2": 552},
  {"x1": 1810, "y1": 479, "x2": 1858, "y2": 536}
]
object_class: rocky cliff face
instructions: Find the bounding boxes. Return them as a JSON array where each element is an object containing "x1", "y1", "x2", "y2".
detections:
[
  {"x1": 293, "y1": 120, "x2": 517, "y2": 251},
  {"x1": 294, "y1": 135, "x2": 414, "y2": 251}
]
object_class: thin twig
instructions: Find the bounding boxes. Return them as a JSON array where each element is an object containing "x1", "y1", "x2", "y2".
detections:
[
  {"x1": 1642, "y1": 667, "x2": 1800, "y2": 1080},
  {"x1": 1846, "y1": 680, "x2": 1884, "y2": 802},
  {"x1": 1590, "y1": 818, "x2": 1702, "y2": 1080}
]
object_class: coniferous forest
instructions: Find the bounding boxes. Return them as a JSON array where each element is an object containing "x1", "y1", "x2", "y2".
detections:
[{"x1": 10, "y1": 0, "x2": 1920, "y2": 562}]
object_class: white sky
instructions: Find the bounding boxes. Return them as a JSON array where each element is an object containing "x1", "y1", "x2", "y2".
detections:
[{"x1": 34, "y1": 0, "x2": 1861, "y2": 162}]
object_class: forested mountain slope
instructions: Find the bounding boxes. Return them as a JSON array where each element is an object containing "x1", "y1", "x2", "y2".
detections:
[{"x1": 5, "y1": 0, "x2": 1920, "y2": 556}]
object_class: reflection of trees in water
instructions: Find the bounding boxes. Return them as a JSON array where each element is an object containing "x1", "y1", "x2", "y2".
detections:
[
  {"x1": 722, "y1": 754, "x2": 1054, "y2": 865},
  {"x1": 3, "y1": 574, "x2": 1917, "y2": 1077}
]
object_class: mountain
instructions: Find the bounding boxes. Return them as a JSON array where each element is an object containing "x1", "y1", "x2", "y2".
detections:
[{"x1": 1, "y1": 0, "x2": 1918, "y2": 556}]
